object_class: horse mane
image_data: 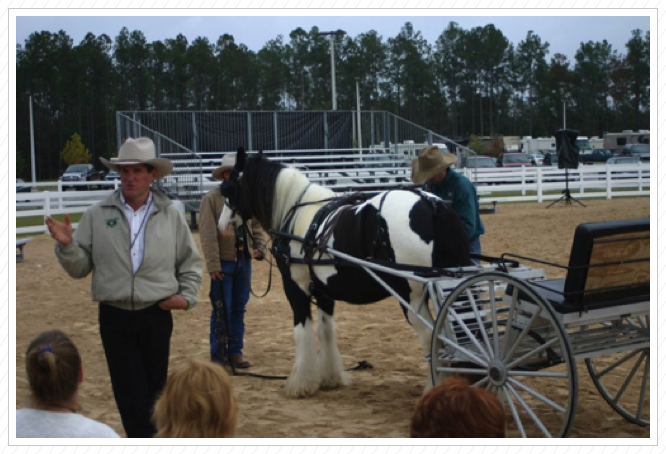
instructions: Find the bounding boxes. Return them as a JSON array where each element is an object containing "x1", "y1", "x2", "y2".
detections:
[{"x1": 240, "y1": 154, "x2": 335, "y2": 234}]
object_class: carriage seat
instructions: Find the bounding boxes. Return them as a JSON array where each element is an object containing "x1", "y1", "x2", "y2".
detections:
[
  {"x1": 509, "y1": 217, "x2": 649, "y2": 314},
  {"x1": 16, "y1": 237, "x2": 34, "y2": 263}
]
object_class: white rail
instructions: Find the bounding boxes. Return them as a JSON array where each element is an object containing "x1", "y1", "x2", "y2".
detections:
[{"x1": 16, "y1": 162, "x2": 649, "y2": 235}]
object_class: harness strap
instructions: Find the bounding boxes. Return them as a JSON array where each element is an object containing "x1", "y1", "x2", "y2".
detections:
[
  {"x1": 370, "y1": 191, "x2": 391, "y2": 257},
  {"x1": 301, "y1": 193, "x2": 375, "y2": 298},
  {"x1": 279, "y1": 183, "x2": 312, "y2": 233}
]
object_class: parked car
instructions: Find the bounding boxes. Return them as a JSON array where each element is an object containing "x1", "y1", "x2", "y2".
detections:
[
  {"x1": 60, "y1": 163, "x2": 105, "y2": 190},
  {"x1": 527, "y1": 153, "x2": 544, "y2": 166},
  {"x1": 621, "y1": 144, "x2": 649, "y2": 162},
  {"x1": 579, "y1": 149, "x2": 613, "y2": 165},
  {"x1": 16, "y1": 178, "x2": 31, "y2": 193},
  {"x1": 105, "y1": 170, "x2": 120, "y2": 181},
  {"x1": 497, "y1": 152, "x2": 532, "y2": 168},
  {"x1": 607, "y1": 156, "x2": 641, "y2": 165},
  {"x1": 542, "y1": 152, "x2": 559, "y2": 167},
  {"x1": 465, "y1": 156, "x2": 497, "y2": 168},
  {"x1": 606, "y1": 156, "x2": 644, "y2": 180}
]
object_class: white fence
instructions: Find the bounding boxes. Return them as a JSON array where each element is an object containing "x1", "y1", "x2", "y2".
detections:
[
  {"x1": 17, "y1": 188, "x2": 116, "y2": 234},
  {"x1": 17, "y1": 162, "x2": 649, "y2": 235},
  {"x1": 463, "y1": 163, "x2": 650, "y2": 203}
]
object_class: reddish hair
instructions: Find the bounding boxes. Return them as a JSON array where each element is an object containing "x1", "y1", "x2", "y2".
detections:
[{"x1": 411, "y1": 376, "x2": 506, "y2": 438}]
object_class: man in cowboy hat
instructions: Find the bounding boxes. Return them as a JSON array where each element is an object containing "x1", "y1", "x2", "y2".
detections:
[
  {"x1": 46, "y1": 137, "x2": 202, "y2": 437},
  {"x1": 199, "y1": 152, "x2": 267, "y2": 369},
  {"x1": 412, "y1": 145, "x2": 485, "y2": 259}
]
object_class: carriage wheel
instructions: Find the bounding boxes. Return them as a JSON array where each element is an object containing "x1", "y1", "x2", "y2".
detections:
[
  {"x1": 430, "y1": 272, "x2": 578, "y2": 438},
  {"x1": 585, "y1": 314, "x2": 650, "y2": 426}
]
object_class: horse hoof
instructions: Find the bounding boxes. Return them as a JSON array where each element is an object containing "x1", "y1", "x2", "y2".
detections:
[
  {"x1": 283, "y1": 377, "x2": 320, "y2": 398},
  {"x1": 320, "y1": 373, "x2": 350, "y2": 390}
]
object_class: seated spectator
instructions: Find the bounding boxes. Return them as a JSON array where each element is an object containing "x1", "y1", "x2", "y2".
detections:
[
  {"x1": 16, "y1": 330, "x2": 120, "y2": 438},
  {"x1": 153, "y1": 359, "x2": 237, "y2": 438},
  {"x1": 411, "y1": 376, "x2": 506, "y2": 438}
]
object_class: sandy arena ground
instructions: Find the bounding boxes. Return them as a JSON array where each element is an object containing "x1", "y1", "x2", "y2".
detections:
[{"x1": 15, "y1": 196, "x2": 650, "y2": 438}]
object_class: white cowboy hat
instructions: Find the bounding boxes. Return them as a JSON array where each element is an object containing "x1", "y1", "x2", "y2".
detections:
[
  {"x1": 411, "y1": 146, "x2": 458, "y2": 184},
  {"x1": 100, "y1": 137, "x2": 173, "y2": 179},
  {"x1": 212, "y1": 153, "x2": 237, "y2": 181}
]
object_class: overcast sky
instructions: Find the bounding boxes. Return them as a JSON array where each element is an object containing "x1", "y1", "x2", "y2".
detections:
[
  {"x1": 8, "y1": 8, "x2": 658, "y2": 161},
  {"x1": 16, "y1": 13, "x2": 650, "y2": 62}
]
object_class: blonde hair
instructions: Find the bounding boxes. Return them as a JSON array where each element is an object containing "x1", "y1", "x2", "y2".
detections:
[
  {"x1": 411, "y1": 376, "x2": 506, "y2": 438},
  {"x1": 153, "y1": 359, "x2": 237, "y2": 438},
  {"x1": 25, "y1": 330, "x2": 81, "y2": 406}
]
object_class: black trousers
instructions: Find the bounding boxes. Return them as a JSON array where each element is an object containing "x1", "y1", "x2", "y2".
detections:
[{"x1": 99, "y1": 302, "x2": 173, "y2": 438}]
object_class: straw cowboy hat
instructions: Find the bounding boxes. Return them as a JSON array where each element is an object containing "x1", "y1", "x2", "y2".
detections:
[
  {"x1": 411, "y1": 146, "x2": 458, "y2": 184},
  {"x1": 100, "y1": 137, "x2": 173, "y2": 179},
  {"x1": 212, "y1": 153, "x2": 237, "y2": 181}
]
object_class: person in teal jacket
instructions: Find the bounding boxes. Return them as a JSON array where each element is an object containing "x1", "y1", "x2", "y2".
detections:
[{"x1": 412, "y1": 146, "x2": 485, "y2": 260}]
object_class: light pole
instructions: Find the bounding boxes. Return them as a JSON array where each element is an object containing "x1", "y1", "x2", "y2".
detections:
[
  {"x1": 317, "y1": 30, "x2": 346, "y2": 110},
  {"x1": 29, "y1": 95, "x2": 37, "y2": 182}
]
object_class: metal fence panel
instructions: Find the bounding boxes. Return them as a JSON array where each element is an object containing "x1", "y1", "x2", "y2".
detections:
[{"x1": 117, "y1": 110, "x2": 476, "y2": 208}]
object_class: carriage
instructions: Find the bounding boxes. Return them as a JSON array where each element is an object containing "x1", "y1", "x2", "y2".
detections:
[
  {"x1": 324, "y1": 216, "x2": 649, "y2": 438},
  {"x1": 219, "y1": 148, "x2": 650, "y2": 438}
]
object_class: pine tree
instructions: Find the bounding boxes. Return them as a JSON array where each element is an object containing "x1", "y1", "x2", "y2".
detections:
[
  {"x1": 467, "y1": 135, "x2": 487, "y2": 155},
  {"x1": 61, "y1": 133, "x2": 92, "y2": 165},
  {"x1": 16, "y1": 150, "x2": 27, "y2": 178}
]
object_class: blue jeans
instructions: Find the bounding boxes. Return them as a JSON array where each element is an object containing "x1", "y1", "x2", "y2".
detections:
[
  {"x1": 470, "y1": 237, "x2": 482, "y2": 264},
  {"x1": 210, "y1": 258, "x2": 251, "y2": 361}
]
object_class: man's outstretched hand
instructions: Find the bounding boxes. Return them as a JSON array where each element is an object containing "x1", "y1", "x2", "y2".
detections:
[{"x1": 45, "y1": 214, "x2": 73, "y2": 245}]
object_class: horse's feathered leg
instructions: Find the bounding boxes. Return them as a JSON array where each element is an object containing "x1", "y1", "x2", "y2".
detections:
[
  {"x1": 279, "y1": 263, "x2": 321, "y2": 398},
  {"x1": 316, "y1": 295, "x2": 349, "y2": 390}
]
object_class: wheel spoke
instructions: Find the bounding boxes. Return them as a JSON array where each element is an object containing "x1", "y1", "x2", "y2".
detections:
[
  {"x1": 508, "y1": 377, "x2": 566, "y2": 413},
  {"x1": 447, "y1": 306, "x2": 491, "y2": 361},
  {"x1": 596, "y1": 349, "x2": 642, "y2": 378},
  {"x1": 508, "y1": 370, "x2": 568, "y2": 378},
  {"x1": 503, "y1": 305, "x2": 543, "y2": 363},
  {"x1": 489, "y1": 284, "x2": 500, "y2": 358},
  {"x1": 435, "y1": 366, "x2": 487, "y2": 376},
  {"x1": 501, "y1": 287, "x2": 519, "y2": 357},
  {"x1": 503, "y1": 385, "x2": 526, "y2": 438},
  {"x1": 506, "y1": 382, "x2": 553, "y2": 438},
  {"x1": 473, "y1": 376, "x2": 490, "y2": 388},
  {"x1": 614, "y1": 351, "x2": 644, "y2": 404},
  {"x1": 466, "y1": 287, "x2": 493, "y2": 359},
  {"x1": 508, "y1": 337, "x2": 560, "y2": 370},
  {"x1": 637, "y1": 352, "x2": 649, "y2": 420},
  {"x1": 435, "y1": 332, "x2": 489, "y2": 367}
]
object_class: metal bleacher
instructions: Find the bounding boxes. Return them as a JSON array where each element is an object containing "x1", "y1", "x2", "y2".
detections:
[{"x1": 116, "y1": 110, "x2": 473, "y2": 217}]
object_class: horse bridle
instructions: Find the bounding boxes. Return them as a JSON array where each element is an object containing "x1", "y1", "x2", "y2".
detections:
[{"x1": 220, "y1": 165, "x2": 276, "y2": 301}]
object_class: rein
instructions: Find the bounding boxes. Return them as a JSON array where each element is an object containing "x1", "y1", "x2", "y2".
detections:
[
  {"x1": 233, "y1": 219, "x2": 273, "y2": 299},
  {"x1": 211, "y1": 275, "x2": 373, "y2": 381}
]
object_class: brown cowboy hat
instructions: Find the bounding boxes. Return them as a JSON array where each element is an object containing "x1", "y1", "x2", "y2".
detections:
[
  {"x1": 411, "y1": 146, "x2": 457, "y2": 184},
  {"x1": 100, "y1": 137, "x2": 173, "y2": 179},
  {"x1": 211, "y1": 153, "x2": 237, "y2": 181}
]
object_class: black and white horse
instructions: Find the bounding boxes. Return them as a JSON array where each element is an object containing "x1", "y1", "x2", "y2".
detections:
[{"x1": 219, "y1": 149, "x2": 472, "y2": 397}]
